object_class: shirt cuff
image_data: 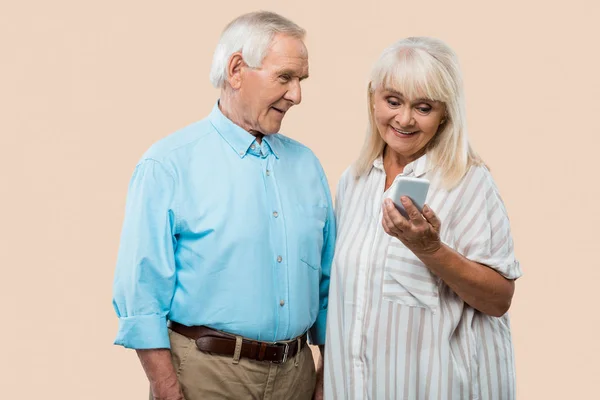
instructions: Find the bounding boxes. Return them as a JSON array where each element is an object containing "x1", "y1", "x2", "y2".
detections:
[
  {"x1": 308, "y1": 308, "x2": 328, "y2": 345},
  {"x1": 114, "y1": 314, "x2": 170, "y2": 349}
]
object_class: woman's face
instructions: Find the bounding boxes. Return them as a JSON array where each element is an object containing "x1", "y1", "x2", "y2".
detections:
[{"x1": 373, "y1": 86, "x2": 446, "y2": 164}]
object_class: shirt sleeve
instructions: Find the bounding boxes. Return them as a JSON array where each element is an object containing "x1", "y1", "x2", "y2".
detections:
[
  {"x1": 112, "y1": 159, "x2": 178, "y2": 349},
  {"x1": 308, "y1": 171, "x2": 337, "y2": 345},
  {"x1": 451, "y1": 166, "x2": 522, "y2": 280}
]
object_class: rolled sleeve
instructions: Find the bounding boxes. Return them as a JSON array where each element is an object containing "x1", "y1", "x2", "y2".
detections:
[
  {"x1": 112, "y1": 159, "x2": 178, "y2": 349},
  {"x1": 114, "y1": 314, "x2": 170, "y2": 349},
  {"x1": 453, "y1": 166, "x2": 522, "y2": 280}
]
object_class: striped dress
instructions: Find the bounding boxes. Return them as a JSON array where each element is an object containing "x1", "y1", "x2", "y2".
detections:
[{"x1": 323, "y1": 154, "x2": 522, "y2": 400}]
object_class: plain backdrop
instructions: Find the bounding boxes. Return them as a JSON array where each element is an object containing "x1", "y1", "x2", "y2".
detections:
[{"x1": 1, "y1": 1, "x2": 598, "y2": 398}]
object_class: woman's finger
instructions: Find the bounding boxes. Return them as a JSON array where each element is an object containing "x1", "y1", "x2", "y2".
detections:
[
  {"x1": 423, "y1": 204, "x2": 441, "y2": 232},
  {"x1": 382, "y1": 204, "x2": 401, "y2": 236},
  {"x1": 401, "y1": 196, "x2": 424, "y2": 223},
  {"x1": 384, "y1": 199, "x2": 409, "y2": 232}
]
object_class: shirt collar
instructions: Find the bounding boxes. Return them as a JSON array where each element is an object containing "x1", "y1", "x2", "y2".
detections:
[
  {"x1": 372, "y1": 152, "x2": 431, "y2": 177},
  {"x1": 208, "y1": 100, "x2": 278, "y2": 159},
  {"x1": 262, "y1": 135, "x2": 281, "y2": 159}
]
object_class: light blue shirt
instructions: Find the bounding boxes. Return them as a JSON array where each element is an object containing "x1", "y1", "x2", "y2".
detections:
[{"x1": 112, "y1": 102, "x2": 335, "y2": 349}]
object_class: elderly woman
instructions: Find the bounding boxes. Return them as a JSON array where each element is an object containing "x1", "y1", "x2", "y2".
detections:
[{"x1": 323, "y1": 37, "x2": 522, "y2": 399}]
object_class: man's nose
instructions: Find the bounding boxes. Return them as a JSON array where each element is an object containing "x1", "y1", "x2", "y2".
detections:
[{"x1": 284, "y1": 80, "x2": 302, "y2": 105}]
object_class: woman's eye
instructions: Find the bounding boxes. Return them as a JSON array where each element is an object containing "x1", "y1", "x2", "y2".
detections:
[
  {"x1": 387, "y1": 98, "x2": 400, "y2": 107},
  {"x1": 416, "y1": 106, "x2": 432, "y2": 114}
]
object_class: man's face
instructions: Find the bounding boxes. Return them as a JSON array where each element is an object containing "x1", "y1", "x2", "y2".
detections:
[{"x1": 236, "y1": 34, "x2": 309, "y2": 135}]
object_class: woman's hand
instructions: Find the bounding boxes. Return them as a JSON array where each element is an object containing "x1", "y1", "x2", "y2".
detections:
[
  {"x1": 381, "y1": 196, "x2": 442, "y2": 256},
  {"x1": 382, "y1": 196, "x2": 515, "y2": 317}
]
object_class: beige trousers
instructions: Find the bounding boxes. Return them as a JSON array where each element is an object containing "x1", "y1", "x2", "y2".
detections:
[{"x1": 150, "y1": 328, "x2": 316, "y2": 400}]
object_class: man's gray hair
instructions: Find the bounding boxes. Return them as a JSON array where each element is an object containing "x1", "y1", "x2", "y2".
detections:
[{"x1": 209, "y1": 11, "x2": 306, "y2": 88}]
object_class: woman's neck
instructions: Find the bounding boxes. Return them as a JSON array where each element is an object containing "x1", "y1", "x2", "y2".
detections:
[{"x1": 382, "y1": 146, "x2": 425, "y2": 191}]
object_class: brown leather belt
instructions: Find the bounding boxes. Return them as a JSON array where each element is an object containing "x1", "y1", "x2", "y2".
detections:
[{"x1": 168, "y1": 321, "x2": 308, "y2": 364}]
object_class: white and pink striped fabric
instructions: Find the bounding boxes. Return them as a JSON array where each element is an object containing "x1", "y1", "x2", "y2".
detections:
[{"x1": 323, "y1": 154, "x2": 522, "y2": 400}]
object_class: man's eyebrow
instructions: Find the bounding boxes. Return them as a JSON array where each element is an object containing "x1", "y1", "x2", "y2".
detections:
[{"x1": 277, "y1": 69, "x2": 309, "y2": 81}]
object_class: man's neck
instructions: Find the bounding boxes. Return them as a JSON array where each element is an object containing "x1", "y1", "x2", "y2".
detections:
[{"x1": 218, "y1": 94, "x2": 263, "y2": 144}]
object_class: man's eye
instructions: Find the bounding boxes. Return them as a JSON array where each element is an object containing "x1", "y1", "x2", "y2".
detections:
[{"x1": 279, "y1": 75, "x2": 291, "y2": 82}]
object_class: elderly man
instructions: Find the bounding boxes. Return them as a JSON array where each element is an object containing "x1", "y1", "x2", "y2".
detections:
[{"x1": 112, "y1": 11, "x2": 334, "y2": 400}]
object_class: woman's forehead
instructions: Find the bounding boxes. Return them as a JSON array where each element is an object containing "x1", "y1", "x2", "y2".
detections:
[{"x1": 376, "y1": 82, "x2": 443, "y2": 104}]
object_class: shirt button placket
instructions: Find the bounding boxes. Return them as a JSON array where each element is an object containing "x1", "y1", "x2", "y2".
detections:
[{"x1": 265, "y1": 158, "x2": 288, "y2": 333}]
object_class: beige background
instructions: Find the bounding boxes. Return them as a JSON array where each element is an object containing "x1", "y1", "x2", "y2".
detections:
[{"x1": 1, "y1": 0, "x2": 598, "y2": 398}]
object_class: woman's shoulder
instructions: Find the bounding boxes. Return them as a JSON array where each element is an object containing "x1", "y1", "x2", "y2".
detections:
[
  {"x1": 335, "y1": 165, "x2": 354, "y2": 198},
  {"x1": 337, "y1": 163, "x2": 375, "y2": 189},
  {"x1": 335, "y1": 163, "x2": 376, "y2": 201},
  {"x1": 437, "y1": 162, "x2": 497, "y2": 193},
  {"x1": 467, "y1": 163, "x2": 493, "y2": 182},
  {"x1": 446, "y1": 163, "x2": 508, "y2": 212},
  {"x1": 338, "y1": 165, "x2": 354, "y2": 184}
]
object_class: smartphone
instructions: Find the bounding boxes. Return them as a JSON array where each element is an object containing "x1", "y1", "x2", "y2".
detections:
[{"x1": 385, "y1": 176, "x2": 430, "y2": 219}]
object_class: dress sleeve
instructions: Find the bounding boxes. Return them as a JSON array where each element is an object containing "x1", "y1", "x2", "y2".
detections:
[{"x1": 451, "y1": 166, "x2": 522, "y2": 279}]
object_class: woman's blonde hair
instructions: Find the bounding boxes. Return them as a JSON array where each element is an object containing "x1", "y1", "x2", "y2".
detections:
[{"x1": 353, "y1": 36, "x2": 482, "y2": 189}]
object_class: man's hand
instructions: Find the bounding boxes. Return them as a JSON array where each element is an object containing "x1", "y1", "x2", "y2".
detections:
[
  {"x1": 312, "y1": 345, "x2": 325, "y2": 400},
  {"x1": 136, "y1": 349, "x2": 185, "y2": 400}
]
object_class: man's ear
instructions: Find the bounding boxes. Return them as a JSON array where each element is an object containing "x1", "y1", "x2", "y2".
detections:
[{"x1": 227, "y1": 52, "x2": 245, "y2": 90}]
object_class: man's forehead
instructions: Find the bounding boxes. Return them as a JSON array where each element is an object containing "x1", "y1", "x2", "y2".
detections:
[
  {"x1": 267, "y1": 34, "x2": 308, "y2": 58},
  {"x1": 263, "y1": 36, "x2": 309, "y2": 76}
]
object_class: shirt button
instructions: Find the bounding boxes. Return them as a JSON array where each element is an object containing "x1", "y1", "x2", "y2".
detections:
[
  {"x1": 280, "y1": 300, "x2": 285, "y2": 306},
  {"x1": 273, "y1": 211, "x2": 278, "y2": 218},
  {"x1": 239, "y1": 151, "x2": 244, "y2": 156},
  {"x1": 277, "y1": 256, "x2": 282, "y2": 263},
  {"x1": 251, "y1": 144, "x2": 256, "y2": 150},
  {"x1": 266, "y1": 170, "x2": 270, "y2": 176}
]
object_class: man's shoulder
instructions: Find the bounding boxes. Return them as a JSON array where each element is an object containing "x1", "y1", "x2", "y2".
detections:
[
  {"x1": 140, "y1": 117, "x2": 215, "y2": 163},
  {"x1": 272, "y1": 133, "x2": 319, "y2": 161}
]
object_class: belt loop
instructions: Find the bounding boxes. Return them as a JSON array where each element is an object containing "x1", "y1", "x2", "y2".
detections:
[
  {"x1": 232, "y1": 335, "x2": 243, "y2": 364},
  {"x1": 294, "y1": 337, "x2": 301, "y2": 367},
  {"x1": 258, "y1": 342, "x2": 267, "y2": 361}
]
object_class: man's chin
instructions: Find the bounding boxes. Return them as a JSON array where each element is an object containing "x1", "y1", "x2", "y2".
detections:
[{"x1": 262, "y1": 124, "x2": 282, "y2": 135}]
